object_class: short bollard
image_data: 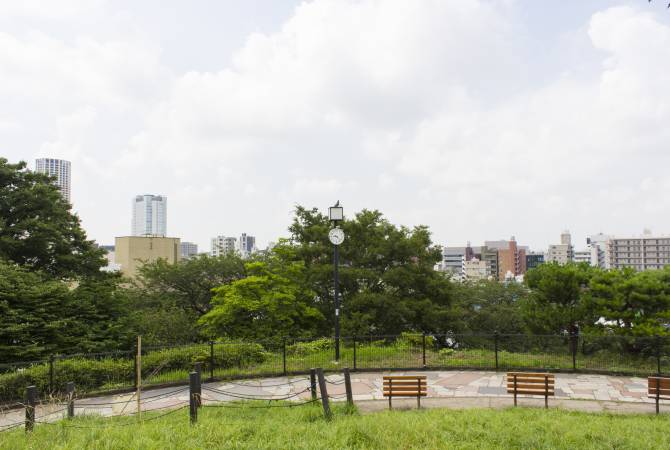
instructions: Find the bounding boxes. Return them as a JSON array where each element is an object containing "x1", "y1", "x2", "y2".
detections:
[
  {"x1": 66, "y1": 382, "x2": 75, "y2": 419},
  {"x1": 310, "y1": 368, "x2": 317, "y2": 401},
  {"x1": 194, "y1": 362, "x2": 203, "y2": 408},
  {"x1": 25, "y1": 385, "x2": 37, "y2": 432},
  {"x1": 189, "y1": 372, "x2": 198, "y2": 424},
  {"x1": 316, "y1": 368, "x2": 332, "y2": 420},
  {"x1": 343, "y1": 367, "x2": 354, "y2": 406}
]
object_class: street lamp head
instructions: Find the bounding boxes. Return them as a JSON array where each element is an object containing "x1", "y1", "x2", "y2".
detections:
[{"x1": 329, "y1": 202, "x2": 344, "y2": 222}]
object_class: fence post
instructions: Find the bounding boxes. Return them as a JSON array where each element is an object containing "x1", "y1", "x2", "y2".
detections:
[
  {"x1": 194, "y1": 362, "x2": 202, "y2": 408},
  {"x1": 353, "y1": 336, "x2": 357, "y2": 370},
  {"x1": 189, "y1": 372, "x2": 198, "y2": 425},
  {"x1": 66, "y1": 382, "x2": 75, "y2": 419},
  {"x1": 422, "y1": 333, "x2": 427, "y2": 369},
  {"x1": 49, "y1": 355, "x2": 55, "y2": 393},
  {"x1": 25, "y1": 385, "x2": 37, "y2": 433},
  {"x1": 494, "y1": 332, "x2": 499, "y2": 372},
  {"x1": 656, "y1": 335, "x2": 662, "y2": 376},
  {"x1": 343, "y1": 367, "x2": 353, "y2": 406},
  {"x1": 316, "y1": 368, "x2": 332, "y2": 420},
  {"x1": 133, "y1": 347, "x2": 138, "y2": 390},
  {"x1": 571, "y1": 331, "x2": 578, "y2": 372},
  {"x1": 310, "y1": 368, "x2": 317, "y2": 400},
  {"x1": 282, "y1": 339, "x2": 287, "y2": 376},
  {"x1": 209, "y1": 341, "x2": 215, "y2": 382}
]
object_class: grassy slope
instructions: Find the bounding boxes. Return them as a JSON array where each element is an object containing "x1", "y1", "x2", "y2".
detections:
[{"x1": 2, "y1": 404, "x2": 670, "y2": 449}]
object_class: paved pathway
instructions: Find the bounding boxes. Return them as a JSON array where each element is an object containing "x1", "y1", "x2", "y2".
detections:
[{"x1": 1, "y1": 371, "x2": 666, "y2": 429}]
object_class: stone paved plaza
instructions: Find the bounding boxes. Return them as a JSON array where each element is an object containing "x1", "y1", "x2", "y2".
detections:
[{"x1": 2, "y1": 370, "x2": 667, "y2": 428}]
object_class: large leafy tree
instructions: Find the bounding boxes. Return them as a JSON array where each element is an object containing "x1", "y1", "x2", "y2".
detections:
[
  {"x1": 199, "y1": 256, "x2": 324, "y2": 340},
  {"x1": 522, "y1": 262, "x2": 599, "y2": 334},
  {"x1": 135, "y1": 253, "x2": 246, "y2": 315},
  {"x1": 0, "y1": 158, "x2": 105, "y2": 279},
  {"x1": 586, "y1": 267, "x2": 670, "y2": 337},
  {"x1": 450, "y1": 280, "x2": 528, "y2": 335},
  {"x1": 281, "y1": 206, "x2": 452, "y2": 336}
]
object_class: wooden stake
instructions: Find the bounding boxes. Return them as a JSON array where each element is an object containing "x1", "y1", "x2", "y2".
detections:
[{"x1": 136, "y1": 335, "x2": 142, "y2": 419}]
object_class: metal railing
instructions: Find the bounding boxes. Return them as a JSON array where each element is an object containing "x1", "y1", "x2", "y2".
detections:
[{"x1": 1, "y1": 333, "x2": 668, "y2": 405}]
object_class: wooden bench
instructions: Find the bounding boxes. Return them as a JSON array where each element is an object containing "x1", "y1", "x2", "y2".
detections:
[
  {"x1": 383, "y1": 375, "x2": 427, "y2": 409},
  {"x1": 648, "y1": 376, "x2": 670, "y2": 414},
  {"x1": 506, "y1": 372, "x2": 555, "y2": 408}
]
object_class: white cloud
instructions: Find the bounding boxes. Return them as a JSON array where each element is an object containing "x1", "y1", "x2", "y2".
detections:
[{"x1": 3, "y1": 1, "x2": 670, "y2": 251}]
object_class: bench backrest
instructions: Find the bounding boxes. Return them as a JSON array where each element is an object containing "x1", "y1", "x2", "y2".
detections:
[
  {"x1": 506, "y1": 372, "x2": 555, "y2": 396},
  {"x1": 383, "y1": 376, "x2": 427, "y2": 397},
  {"x1": 648, "y1": 377, "x2": 670, "y2": 400}
]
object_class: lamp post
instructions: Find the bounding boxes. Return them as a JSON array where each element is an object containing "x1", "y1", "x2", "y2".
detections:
[{"x1": 328, "y1": 202, "x2": 344, "y2": 361}]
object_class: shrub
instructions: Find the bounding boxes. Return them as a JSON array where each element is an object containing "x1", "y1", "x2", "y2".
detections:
[
  {"x1": 287, "y1": 338, "x2": 333, "y2": 356},
  {"x1": 396, "y1": 332, "x2": 436, "y2": 349},
  {"x1": 439, "y1": 348, "x2": 455, "y2": 358},
  {"x1": 0, "y1": 342, "x2": 267, "y2": 404}
]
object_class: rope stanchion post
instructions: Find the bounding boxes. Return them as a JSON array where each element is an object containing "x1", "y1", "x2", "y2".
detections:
[
  {"x1": 66, "y1": 381, "x2": 75, "y2": 419},
  {"x1": 209, "y1": 341, "x2": 215, "y2": 382},
  {"x1": 316, "y1": 368, "x2": 332, "y2": 420},
  {"x1": 310, "y1": 368, "x2": 317, "y2": 400},
  {"x1": 194, "y1": 362, "x2": 202, "y2": 408},
  {"x1": 189, "y1": 372, "x2": 198, "y2": 425},
  {"x1": 353, "y1": 336, "x2": 357, "y2": 370},
  {"x1": 282, "y1": 339, "x2": 287, "y2": 376},
  {"x1": 25, "y1": 385, "x2": 37, "y2": 433},
  {"x1": 343, "y1": 367, "x2": 353, "y2": 406}
]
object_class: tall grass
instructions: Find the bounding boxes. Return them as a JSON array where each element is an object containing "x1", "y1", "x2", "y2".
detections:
[{"x1": 2, "y1": 403, "x2": 669, "y2": 449}]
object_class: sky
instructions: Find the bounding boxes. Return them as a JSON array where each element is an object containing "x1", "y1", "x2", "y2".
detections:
[{"x1": 2, "y1": 0, "x2": 670, "y2": 253}]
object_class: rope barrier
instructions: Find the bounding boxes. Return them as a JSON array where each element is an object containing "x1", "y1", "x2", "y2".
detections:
[
  {"x1": 34, "y1": 404, "x2": 188, "y2": 429},
  {"x1": 221, "y1": 378, "x2": 309, "y2": 388},
  {"x1": 202, "y1": 386, "x2": 311, "y2": 401},
  {"x1": 201, "y1": 398, "x2": 321, "y2": 409},
  {"x1": 72, "y1": 386, "x2": 189, "y2": 407}
]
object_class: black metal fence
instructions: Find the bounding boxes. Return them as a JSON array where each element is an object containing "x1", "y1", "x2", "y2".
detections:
[{"x1": 1, "y1": 333, "x2": 668, "y2": 405}]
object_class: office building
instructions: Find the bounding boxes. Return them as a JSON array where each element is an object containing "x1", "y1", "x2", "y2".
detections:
[
  {"x1": 587, "y1": 233, "x2": 610, "y2": 268},
  {"x1": 211, "y1": 236, "x2": 237, "y2": 256},
  {"x1": 573, "y1": 250, "x2": 591, "y2": 264},
  {"x1": 114, "y1": 236, "x2": 180, "y2": 278},
  {"x1": 606, "y1": 232, "x2": 670, "y2": 271},
  {"x1": 35, "y1": 158, "x2": 71, "y2": 202},
  {"x1": 546, "y1": 231, "x2": 574, "y2": 265},
  {"x1": 180, "y1": 242, "x2": 198, "y2": 259},
  {"x1": 463, "y1": 258, "x2": 489, "y2": 281},
  {"x1": 132, "y1": 195, "x2": 167, "y2": 237},
  {"x1": 496, "y1": 237, "x2": 527, "y2": 280},
  {"x1": 238, "y1": 233, "x2": 257, "y2": 259},
  {"x1": 526, "y1": 252, "x2": 545, "y2": 270},
  {"x1": 440, "y1": 246, "x2": 466, "y2": 280}
]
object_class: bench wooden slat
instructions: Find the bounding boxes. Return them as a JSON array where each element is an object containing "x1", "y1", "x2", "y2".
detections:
[
  {"x1": 507, "y1": 388, "x2": 555, "y2": 395},
  {"x1": 383, "y1": 381, "x2": 427, "y2": 386},
  {"x1": 507, "y1": 381, "x2": 554, "y2": 389},
  {"x1": 383, "y1": 376, "x2": 427, "y2": 380},
  {"x1": 648, "y1": 388, "x2": 670, "y2": 396},
  {"x1": 383, "y1": 392, "x2": 428, "y2": 397},
  {"x1": 648, "y1": 377, "x2": 670, "y2": 389},
  {"x1": 506, "y1": 374, "x2": 554, "y2": 380},
  {"x1": 383, "y1": 386, "x2": 427, "y2": 392}
]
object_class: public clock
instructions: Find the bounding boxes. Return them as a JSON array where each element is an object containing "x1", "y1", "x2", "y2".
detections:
[{"x1": 328, "y1": 228, "x2": 345, "y2": 245}]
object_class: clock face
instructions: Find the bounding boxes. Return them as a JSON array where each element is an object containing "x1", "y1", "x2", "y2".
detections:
[{"x1": 328, "y1": 228, "x2": 345, "y2": 245}]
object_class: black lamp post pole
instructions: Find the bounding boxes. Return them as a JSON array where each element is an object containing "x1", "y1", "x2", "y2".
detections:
[{"x1": 334, "y1": 239, "x2": 340, "y2": 361}]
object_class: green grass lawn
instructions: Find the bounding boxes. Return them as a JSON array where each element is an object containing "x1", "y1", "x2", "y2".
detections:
[{"x1": 2, "y1": 403, "x2": 669, "y2": 449}]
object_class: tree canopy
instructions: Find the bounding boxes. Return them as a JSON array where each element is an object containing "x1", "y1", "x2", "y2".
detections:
[{"x1": 0, "y1": 158, "x2": 105, "y2": 279}]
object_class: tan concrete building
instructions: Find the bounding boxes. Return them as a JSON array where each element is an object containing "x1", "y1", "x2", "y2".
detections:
[
  {"x1": 114, "y1": 236, "x2": 181, "y2": 278},
  {"x1": 463, "y1": 258, "x2": 490, "y2": 281}
]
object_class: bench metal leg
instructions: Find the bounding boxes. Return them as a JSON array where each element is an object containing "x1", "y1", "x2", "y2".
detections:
[
  {"x1": 513, "y1": 374, "x2": 517, "y2": 407},
  {"x1": 545, "y1": 375, "x2": 549, "y2": 409},
  {"x1": 656, "y1": 378, "x2": 660, "y2": 415},
  {"x1": 389, "y1": 395, "x2": 392, "y2": 410}
]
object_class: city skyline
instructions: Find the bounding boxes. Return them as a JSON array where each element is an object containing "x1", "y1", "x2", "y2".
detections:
[{"x1": 4, "y1": 1, "x2": 670, "y2": 253}]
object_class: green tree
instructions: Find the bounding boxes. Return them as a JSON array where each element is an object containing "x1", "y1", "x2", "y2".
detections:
[
  {"x1": 135, "y1": 253, "x2": 246, "y2": 315},
  {"x1": 0, "y1": 158, "x2": 105, "y2": 278},
  {"x1": 450, "y1": 280, "x2": 528, "y2": 334},
  {"x1": 586, "y1": 267, "x2": 670, "y2": 337},
  {"x1": 281, "y1": 206, "x2": 452, "y2": 336},
  {"x1": 522, "y1": 262, "x2": 598, "y2": 334},
  {"x1": 199, "y1": 256, "x2": 324, "y2": 340}
]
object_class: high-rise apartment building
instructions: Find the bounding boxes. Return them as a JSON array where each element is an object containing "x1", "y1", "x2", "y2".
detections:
[
  {"x1": 496, "y1": 237, "x2": 527, "y2": 280},
  {"x1": 463, "y1": 258, "x2": 489, "y2": 281},
  {"x1": 180, "y1": 242, "x2": 198, "y2": 259},
  {"x1": 35, "y1": 158, "x2": 71, "y2": 202},
  {"x1": 440, "y1": 246, "x2": 466, "y2": 280},
  {"x1": 132, "y1": 195, "x2": 167, "y2": 237},
  {"x1": 546, "y1": 231, "x2": 574, "y2": 264},
  {"x1": 587, "y1": 233, "x2": 610, "y2": 268},
  {"x1": 573, "y1": 250, "x2": 591, "y2": 264},
  {"x1": 606, "y1": 233, "x2": 670, "y2": 271},
  {"x1": 526, "y1": 252, "x2": 545, "y2": 270},
  {"x1": 211, "y1": 236, "x2": 237, "y2": 256},
  {"x1": 238, "y1": 233, "x2": 257, "y2": 259}
]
